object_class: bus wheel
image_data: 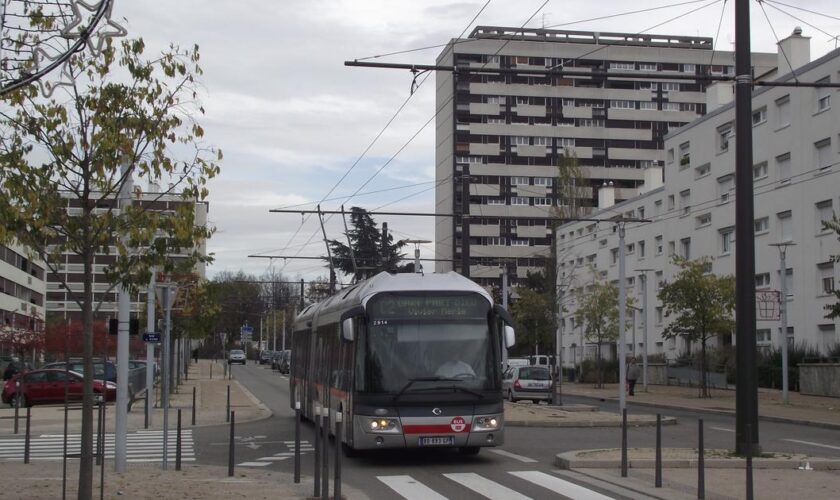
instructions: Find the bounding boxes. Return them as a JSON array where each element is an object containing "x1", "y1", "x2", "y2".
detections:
[{"x1": 458, "y1": 447, "x2": 480, "y2": 456}]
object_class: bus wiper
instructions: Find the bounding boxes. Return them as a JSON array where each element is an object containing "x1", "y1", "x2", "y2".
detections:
[
  {"x1": 427, "y1": 385, "x2": 485, "y2": 399},
  {"x1": 393, "y1": 377, "x2": 459, "y2": 401}
]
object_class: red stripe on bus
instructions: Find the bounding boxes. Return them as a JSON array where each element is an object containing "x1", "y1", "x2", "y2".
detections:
[{"x1": 403, "y1": 424, "x2": 472, "y2": 434}]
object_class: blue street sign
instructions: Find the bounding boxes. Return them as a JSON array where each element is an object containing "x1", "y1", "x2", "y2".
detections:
[{"x1": 143, "y1": 332, "x2": 161, "y2": 343}]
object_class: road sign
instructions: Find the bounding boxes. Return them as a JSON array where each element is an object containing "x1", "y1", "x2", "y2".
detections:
[
  {"x1": 143, "y1": 332, "x2": 162, "y2": 343},
  {"x1": 240, "y1": 325, "x2": 254, "y2": 343}
]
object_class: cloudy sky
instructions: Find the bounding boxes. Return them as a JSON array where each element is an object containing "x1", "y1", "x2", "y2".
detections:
[{"x1": 112, "y1": 0, "x2": 839, "y2": 282}]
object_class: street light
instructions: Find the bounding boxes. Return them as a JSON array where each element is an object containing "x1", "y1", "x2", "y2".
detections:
[
  {"x1": 769, "y1": 242, "x2": 795, "y2": 404},
  {"x1": 635, "y1": 268, "x2": 655, "y2": 392}
]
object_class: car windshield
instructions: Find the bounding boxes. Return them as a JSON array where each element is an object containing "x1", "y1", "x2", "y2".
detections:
[
  {"x1": 357, "y1": 293, "x2": 497, "y2": 394},
  {"x1": 518, "y1": 367, "x2": 550, "y2": 380},
  {"x1": 231, "y1": 350, "x2": 244, "y2": 355}
]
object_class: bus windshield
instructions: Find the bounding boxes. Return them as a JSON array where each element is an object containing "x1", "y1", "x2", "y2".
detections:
[{"x1": 359, "y1": 293, "x2": 496, "y2": 394}]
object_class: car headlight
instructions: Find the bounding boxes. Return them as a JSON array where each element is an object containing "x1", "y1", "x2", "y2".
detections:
[
  {"x1": 472, "y1": 415, "x2": 501, "y2": 431},
  {"x1": 365, "y1": 417, "x2": 401, "y2": 434},
  {"x1": 105, "y1": 382, "x2": 116, "y2": 389}
]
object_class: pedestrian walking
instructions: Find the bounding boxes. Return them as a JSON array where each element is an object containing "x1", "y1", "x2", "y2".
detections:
[
  {"x1": 626, "y1": 357, "x2": 640, "y2": 396},
  {"x1": 3, "y1": 359, "x2": 19, "y2": 381},
  {"x1": 193, "y1": 348, "x2": 199, "y2": 364}
]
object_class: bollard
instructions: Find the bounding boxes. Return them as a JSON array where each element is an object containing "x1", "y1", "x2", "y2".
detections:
[
  {"x1": 621, "y1": 408, "x2": 628, "y2": 477},
  {"x1": 746, "y1": 423, "x2": 754, "y2": 500},
  {"x1": 95, "y1": 400, "x2": 103, "y2": 466},
  {"x1": 192, "y1": 386, "x2": 197, "y2": 426},
  {"x1": 321, "y1": 409, "x2": 329, "y2": 500},
  {"x1": 226, "y1": 385, "x2": 230, "y2": 423},
  {"x1": 334, "y1": 411, "x2": 342, "y2": 500},
  {"x1": 99, "y1": 397, "x2": 106, "y2": 500},
  {"x1": 144, "y1": 389, "x2": 149, "y2": 429},
  {"x1": 176, "y1": 409, "x2": 183, "y2": 471},
  {"x1": 228, "y1": 410, "x2": 235, "y2": 477},
  {"x1": 698, "y1": 419, "x2": 705, "y2": 500},
  {"x1": 313, "y1": 403, "x2": 321, "y2": 498},
  {"x1": 655, "y1": 413, "x2": 662, "y2": 488},
  {"x1": 210, "y1": 362, "x2": 213, "y2": 380},
  {"x1": 14, "y1": 380, "x2": 20, "y2": 434},
  {"x1": 294, "y1": 401, "x2": 301, "y2": 483},
  {"x1": 24, "y1": 407, "x2": 31, "y2": 464}
]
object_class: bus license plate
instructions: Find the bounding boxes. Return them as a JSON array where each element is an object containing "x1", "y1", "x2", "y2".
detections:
[{"x1": 419, "y1": 436, "x2": 455, "y2": 446}]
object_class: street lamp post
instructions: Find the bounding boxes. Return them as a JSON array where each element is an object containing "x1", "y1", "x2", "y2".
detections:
[
  {"x1": 635, "y1": 269, "x2": 654, "y2": 392},
  {"x1": 617, "y1": 222, "x2": 627, "y2": 413},
  {"x1": 769, "y1": 242, "x2": 795, "y2": 404}
]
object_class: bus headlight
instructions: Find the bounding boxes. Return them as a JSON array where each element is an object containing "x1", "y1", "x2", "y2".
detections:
[
  {"x1": 366, "y1": 417, "x2": 401, "y2": 434},
  {"x1": 472, "y1": 415, "x2": 500, "y2": 431}
]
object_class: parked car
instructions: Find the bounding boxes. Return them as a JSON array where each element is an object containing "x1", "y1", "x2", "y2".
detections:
[
  {"x1": 278, "y1": 350, "x2": 291, "y2": 374},
  {"x1": 502, "y1": 365, "x2": 552, "y2": 403},
  {"x1": 228, "y1": 349, "x2": 246, "y2": 365},
  {"x1": 505, "y1": 357, "x2": 530, "y2": 370},
  {"x1": 2, "y1": 369, "x2": 116, "y2": 407},
  {"x1": 259, "y1": 351, "x2": 272, "y2": 365},
  {"x1": 270, "y1": 351, "x2": 283, "y2": 371},
  {"x1": 43, "y1": 359, "x2": 117, "y2": 383}
]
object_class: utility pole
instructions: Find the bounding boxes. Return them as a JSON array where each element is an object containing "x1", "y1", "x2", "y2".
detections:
[
  {"x1": 553, "y1": 289, "x2": 563, "y2": 406},
  {"x1": 460, "y1": 166, "x2": 470, "y2": 278},
  {"x1": 617, "y1": 221, "x2": 627, "y2": 414},
  {"x1": 636, "y1": 269, "x2": 654, "y2": 392},
  {"x1": 501, "y1": 265, "x2": 509, "y2": 369},
  {"x1": 115, "y1": 161, "x2": 132, "y2": 473},
  {"x1": 146, "y1": 269, "x2": 156, "y2": 424},
  {"x1": 734, "y1": 0, "x2": 759, "y2": 456},
  {"x1": 770, "y1": 242, "x2": 795, "y2": 404},
  {"x1": 161, "y1": 285, "x2": 173, "y2": 470}
]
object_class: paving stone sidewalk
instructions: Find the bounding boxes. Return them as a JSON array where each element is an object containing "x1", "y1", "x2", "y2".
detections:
[{"x1": 504, "y1": 401, "x2": 677, "y2": 427}]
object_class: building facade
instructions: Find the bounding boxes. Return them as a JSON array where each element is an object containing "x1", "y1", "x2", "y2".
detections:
[
  {"x1": 434, "y1": 26, "x2": 777, "y2": 288},
  {"x1": 0, "y1": 242, "x2": 46, "y2": 333},
  {"x1": 46, "y1": 186, "x2": 209, "y2": 322},
  {"x1": 556, "y1": 34, "x2": 840, "y2": 364}
]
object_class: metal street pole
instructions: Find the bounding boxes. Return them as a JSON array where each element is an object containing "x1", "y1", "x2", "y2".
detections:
[
  {"x1": 770, "y1": 242, "x2": 795, "y2": 404},
  {"x1": 115, "y1": 161, "x2": 133, "y2": 473},
  {"x1": 162, "y1": 285, "x2": 172, "y2": 470},
  {"x1": 501, "y1": 265, "x2": 509, "y2": 369},
  {"x1": 734, "y1": 0, "x2": 759, "y2": 456},
  {"x1": 553, "y1": 289, "x2": 563, "y2": 406},
  {"x1": 636, "y1": 269, "x2": 654, "y2": 392},
  {"x1": 618, "y1": 222, "x2": 627, "y2": 413}
]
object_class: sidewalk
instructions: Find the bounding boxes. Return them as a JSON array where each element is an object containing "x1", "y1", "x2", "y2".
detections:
[
  {"x1": 0, "y1": 359, "x2": 271, "y2": 435},
  {"x1": 559, "y1": 382, "x2": 840, "y2": 429},
  {"x1": 504, "y1": 401, "x2": 677, "y2": 427}
]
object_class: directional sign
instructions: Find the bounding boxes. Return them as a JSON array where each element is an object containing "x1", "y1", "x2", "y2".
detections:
[
  {"x1": 240, "y1": 325, "x2": 254, "y2": 343},
  {"x1": 143, "y1": 332, "x2": 161, "y2": 343}
]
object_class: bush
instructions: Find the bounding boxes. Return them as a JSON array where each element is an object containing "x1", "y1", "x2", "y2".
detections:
[{"x1": 579, "y1": 358, "x2": 619, "y2": 384}]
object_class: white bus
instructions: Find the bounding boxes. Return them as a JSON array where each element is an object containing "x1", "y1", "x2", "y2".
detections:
[{"x1": 290, "y1": 271, "x2": 515, "y2": 456}]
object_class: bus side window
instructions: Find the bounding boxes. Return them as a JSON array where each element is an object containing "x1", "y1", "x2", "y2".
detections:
[{"x1": 354, "y1": 320, "x2": 366, "y2": 391}]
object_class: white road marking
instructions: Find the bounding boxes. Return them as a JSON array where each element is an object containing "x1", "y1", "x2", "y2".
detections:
[
  {"x1": 238, "y1": 461, "x2": 271, "y2": 467},
  {"x1": 488, "y1": 449, "x2": 538, "y2": 463},
  {"x1": 711, "y1": 426, "x2": 735, "y2": 433},
  {"x1": 444, "y1": 472, "x2": 531, "y2": 500},
  {"x1": 254, "y1": 456, "x2": 291, "y2": 461},
  {"x1": 377, "y1": 475, "x2": 448, "y2": 500},
  {"x1": 509, "y1": 471, "x2": 614, "y2": 500},
  {"x1": 783, "y1": 439, "x2": 840, "y2": 451}
]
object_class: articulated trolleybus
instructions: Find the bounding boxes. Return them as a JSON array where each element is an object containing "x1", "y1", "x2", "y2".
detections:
[{"x1": 291, "y1": 271, "x2": 515, "y2": 455}]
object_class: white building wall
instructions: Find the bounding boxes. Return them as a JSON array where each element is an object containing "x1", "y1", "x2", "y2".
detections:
[
  {"x1": 556, "y1": 47, "x2": 840, "y2": 364},
  {"x1": 0, "y1": 242, "x2": 47, "y2": 330}
]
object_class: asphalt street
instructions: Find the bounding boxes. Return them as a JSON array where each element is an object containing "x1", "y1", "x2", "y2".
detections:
[{"x1": 191, "y1": 363, "x2": 840, "y2": 499}]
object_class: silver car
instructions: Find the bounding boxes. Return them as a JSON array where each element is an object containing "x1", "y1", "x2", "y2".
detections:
[
  {"x1": 502, "y1": 365, "x2": 552, "y2": 403},
  {"x1": 228, "y1": 349, "x2": 246, "y2": 365}
]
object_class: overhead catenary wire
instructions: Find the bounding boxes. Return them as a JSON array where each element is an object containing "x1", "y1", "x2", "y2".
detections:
[
  {"x1": 757, "y1": 0, "x2": 800, "y2": 83},
  {"x1": 760, "y1": 0, "x2": 840, "y2": 45},
  {"x1": 708, "y1": 0, "x2": 729, "y2": 68}
]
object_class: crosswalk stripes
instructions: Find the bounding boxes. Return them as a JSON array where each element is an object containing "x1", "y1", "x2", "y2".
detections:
[
  {"x1": 0, "y1": 430, "x2": 195, "y2": 463},
  {"x1": 237, "y1": 439, "x2": 314, "y2": 467},
  {"x1": 378, "y1": 470, "x2": 615, "y2": 500}
]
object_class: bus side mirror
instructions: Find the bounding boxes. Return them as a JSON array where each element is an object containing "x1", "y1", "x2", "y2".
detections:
[
  {"x1": 340, "y1": 305, "x2": 365, "y2": 342},
  {"x1": 504, "y1": 325, "x2": 515, "y2": 348}
]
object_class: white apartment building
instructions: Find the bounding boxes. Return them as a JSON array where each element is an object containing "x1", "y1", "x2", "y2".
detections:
[
  {"x1": 46, "y1": 185, "x2": 209, "y2": 322},
  {"x1": 434, "y1": 27, "x2": 777, "y2": 289},
  {"x1": 0, "y1": 242, "x2": 46, "y2": 333},
  {"x1": 556, "y1": 31, "x2": 840, "y2": 364}
]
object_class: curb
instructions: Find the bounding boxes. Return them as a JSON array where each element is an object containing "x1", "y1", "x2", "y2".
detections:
[
  {"x1": 555, "y1": 448, "x2": 840, "y2": 470},
  {"x1": 563, "y1": 393, "x2": 840, "y2": 431},
  {"x1": 506, "y1": 416, "x2": 678, "y2": 428}
]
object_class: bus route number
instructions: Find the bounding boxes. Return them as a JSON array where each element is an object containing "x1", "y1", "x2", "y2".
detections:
[{"x1": 372, "y1": 320, "x2": 389, "y2": 326}]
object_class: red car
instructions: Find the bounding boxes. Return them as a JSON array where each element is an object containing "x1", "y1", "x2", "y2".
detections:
[{"x1": 2, "y1": 369, "x2": 116, "y2": 407}]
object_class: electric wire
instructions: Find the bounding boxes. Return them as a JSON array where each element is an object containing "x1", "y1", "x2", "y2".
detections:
[
  {"x1": 708, "y1": 0, "x2": 729, "y2": 68},
  {"x1": 760, "y1": 0, "x2": 840, "y2": 44},
  {"x1": 757, "y1": 0, "x2": 800, "y2": 83}
]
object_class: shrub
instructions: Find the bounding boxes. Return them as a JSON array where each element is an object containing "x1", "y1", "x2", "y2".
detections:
[{"x1": 579, "y1": 358, "x2": 619, "y2": 384}]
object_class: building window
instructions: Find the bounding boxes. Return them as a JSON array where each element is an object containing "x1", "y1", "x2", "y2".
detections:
[
  {"x1": 662, "y1": 102, "x2": 680, "y2": 112},
  {"x1": 756, "y1": 328, "x2": 771, "y2": 346},
  {"x1": 511, "y1": 238, "x2": 529, "y2": 246},
  {"x1": 610, "y1": 248, "x2": 618, "y2": 265},
  {"x1": 754, "y1": 216, "x2": 769, "y2": 234},
  {"x1": 533, "y1": 136, "x2": 550, "y2": 146},
  {"x1": 679, "y1": 142, "x2": 690, "y2": 168},
  {"x1": 818, "y1": 324, "x2": 836, "y2": 350},
  {"x1": 753, "y1": 161, "x2": 768, "y2": 181},
  {"x1": 661, "y1": 82, "x2": 680, "y2": 91},
  {"x1": 717, "y1": 123, "x2": 733, "y2": 152},
  {"x1": 511, "y1": 196, "x2": 529, "y2": 205},
  {"x1": 639, "y1": 101, "x2": 656, "y2": 110},
  {"x1": 610, "y1": 100, "x2": 635, "y2": 109},
  {"x1": 516, "y1": 96, "x2": 529, "y2": 105},
  {"x1": 778, "y1": 268, "x2": 794, "y2": 297},
  {"x1": 755, "y1": 272, "x2": 771, "y2": 288},
  {"x1": 679, "y1": 238, "x2": 691, "y2": 259},
  {"x1": 815, "y1": 138, "x2": 832, "y2": 171},
  {"x1": 610, "y1": 62, "x2": 635, "y2": 70},
  {"x1": 578, "y1": 119, "x2": 605, "y2": 128},
  {"x1": 654, "y1": 200, "x2": 663, "y2": 216},
  {"x1": 683, "y1": 64, "x2": 696, "y2": 73},
  {"x1": 511, "y1": 136, "x2": 529, "y2": 146},
  {"x1": 667, "y1": 195, "x2": 675, "y2": 211},
  {"x1": 638, "y1": 240, "x2": 646, "y2": 258},
  {"x1": 558, "y1": 138, "x2": 575, "y2": 148},
  {"x1": 695, "y1": 163, "x2": 711, "y2": 179},
  {"x1": 533, "y1": 177, "x2": 552, "y2": 186},
  {"x1": 534, "y1": 197, "x2": 552, "y2": 206},
  {"x1": 487, "y1": 198, "x2": 505, "y2": 205},
  {"x1": 639, "y1": 63, "x2": 657, "y2": 71},
  {"x1": 486, "y1": 237, "x2": 506, "y2": 246},
  {"x1": 816, "y1": 200, "x2": 833, "y2": 233},
  {"x1": 668, "y1": 241, "x2": 676, "y2": 256},
  {"x1": 655, "y1": 235, "x2": 663, "y2": 255},
  {"x1": 720, "y1": 227, "x2": 734, "y2": 255},
  {"x1": 655, "y1": 307, "x2": 663, "y2": 325},
  {"x1": 752, "y1": 107, "x2": 767, "y2": 126},
  {"x1": 776, "y1": 152, "x2": 791, "y2": 183},
  {"x1": 679, "y1": 189, "x2": 690, "y2": 215},
  {"x1": 777, "y1": 210, "x2": 792, "y2": 242},
  {"x1": 511, "y1": 176, "x2": 529, "y2": 185},
  {"x1": 599, "y1": 238, "x2": 607, "y2": 248},
  {"x1": 776, "y1": 95, "x2": 790, "y2": 128},
  {"x1": 667, "y1": 148, "x2": 675, "y2": 164},
  {"x1": 818, "y1": 262, "x2": 834, "y2": 295},
  {"x1": 695, "y1": 213, "x2": 712, "y2": 228},
  {"x1": 816, "y1": 77, "x2": 831, "y2": 112},
  {"x1": 717, "y1": 174, "x2": 734, "y2": 203}
]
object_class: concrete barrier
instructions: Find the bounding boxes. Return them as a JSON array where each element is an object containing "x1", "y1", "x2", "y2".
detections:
[{"x1": 798, "y1": 363, "x2": 840, "y2": 398}]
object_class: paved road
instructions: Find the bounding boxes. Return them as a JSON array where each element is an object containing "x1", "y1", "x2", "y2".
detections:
[{"x1": 192, "y1": 363, "x2": 840, "y2": 499}]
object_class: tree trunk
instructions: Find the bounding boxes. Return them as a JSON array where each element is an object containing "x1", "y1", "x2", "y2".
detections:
[
  {"x1": 78, "y1": 247, "x2": 94, "y2": 499},
  {"x1": 701, "y1": 337, "x2": 709, "y2": 398},
  {"x1": 596, "y1": 337, "x2": 603, "y2": 389}
]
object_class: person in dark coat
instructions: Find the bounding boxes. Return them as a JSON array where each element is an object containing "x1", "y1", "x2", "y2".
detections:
[
  {"x1": 626, "y1": 357, "x2": 641, "y2": 396},
  {"x1": 3, "y1": 360, "x2": 19, "y2": 381}
]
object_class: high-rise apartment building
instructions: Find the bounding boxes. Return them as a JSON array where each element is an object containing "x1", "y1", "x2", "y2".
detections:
[
  {"x1": 434, "y1": 27, "x2": 777, "y2": 288},
  {"x1": 1, "y1": 242, "x2": 46, "y2": 332},
  {"x1": 46, "y1": 187, "x2": 209, "y2": 322}
]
